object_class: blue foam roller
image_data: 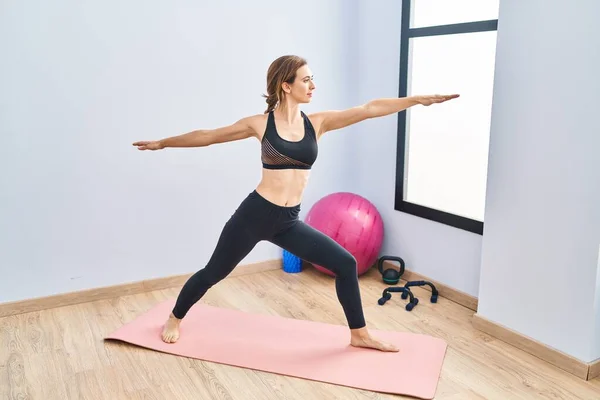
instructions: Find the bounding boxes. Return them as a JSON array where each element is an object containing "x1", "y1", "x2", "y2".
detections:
[{"x1": 282, "y1": 250, "x2": 302, "y2": 273}]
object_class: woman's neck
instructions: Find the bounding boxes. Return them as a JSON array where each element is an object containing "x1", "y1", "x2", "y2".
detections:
[{"x1": 275, "y1": 101, "x2": 301, "y2": 124}]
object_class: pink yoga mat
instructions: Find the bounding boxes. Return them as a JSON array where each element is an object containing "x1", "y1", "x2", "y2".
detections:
[{"x1": 105, "y1": 299, "x2": 447, "y2": 399}]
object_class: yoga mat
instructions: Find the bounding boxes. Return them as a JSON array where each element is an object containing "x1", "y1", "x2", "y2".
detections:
[{"x1": 105, "y1": 299, "x2": 447, "y2": 399}]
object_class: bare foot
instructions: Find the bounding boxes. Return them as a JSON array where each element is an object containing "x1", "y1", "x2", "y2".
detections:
[
  {"x1": 161, "y1": 313, "x2": 181, "y2": 343},
  {"x1": 350, "y1": 327, "x2": 399, "y2": 352},
  {"x1": 350, "y1": 336, "x2": 399, "y2": 352}
]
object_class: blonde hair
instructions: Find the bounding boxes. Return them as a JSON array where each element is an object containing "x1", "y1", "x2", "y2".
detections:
[{"x1": 262, "y1": 55, "x2": 307, "y2": 113}]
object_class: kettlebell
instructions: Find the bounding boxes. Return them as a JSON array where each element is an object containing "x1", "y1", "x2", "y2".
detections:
[{"x1": 377, "y1": 255, "x2": 405, "y2": 285}]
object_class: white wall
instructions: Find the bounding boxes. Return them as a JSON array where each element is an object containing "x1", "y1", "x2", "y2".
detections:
[
  {"x1": 477, "y1": 0, "x2": 600, "y2": 362},
  {"x1": 0, "y1": 0, "x2": 359, "y2": 303},
  {"x1": 348, "y1": 0, "x2": 483, "y2": 298}
]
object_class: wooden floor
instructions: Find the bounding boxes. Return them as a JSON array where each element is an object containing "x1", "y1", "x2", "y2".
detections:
[{"x1": 2, "y1": 266, "x2": 600, "y2": 400}]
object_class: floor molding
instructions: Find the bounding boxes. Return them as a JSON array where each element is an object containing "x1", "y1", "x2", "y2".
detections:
[
  {"x1": 0, "y1": 258, "x2": 281, "y2": 318},
  {"x1": 472, "y1": 313, "x2": 598, "y2": 381},
  {"x1": 588, "y1": 359, "x2": 600, "y2": 380},
  {"x1": 382, "y1": 260, "x2": 479, "y2": 311}
]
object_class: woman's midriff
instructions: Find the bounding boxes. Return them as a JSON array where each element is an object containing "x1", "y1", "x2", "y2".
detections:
[{"x1": 255, "y1": 168, "x2": 310, "y2": 207}]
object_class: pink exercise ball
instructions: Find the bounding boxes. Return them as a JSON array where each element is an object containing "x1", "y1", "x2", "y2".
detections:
[{"x1": 304, "y1": 192, "x2": 384, "y2": 277}]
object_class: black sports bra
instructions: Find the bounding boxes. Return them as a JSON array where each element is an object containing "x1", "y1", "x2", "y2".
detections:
[{"x1": 261, "y1": 111, "x2": 318, "y2": 170}]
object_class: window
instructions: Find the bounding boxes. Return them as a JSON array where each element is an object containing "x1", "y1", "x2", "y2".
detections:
[{"x1": 395, "y1": 0, "x2": 499, "y2": 235}]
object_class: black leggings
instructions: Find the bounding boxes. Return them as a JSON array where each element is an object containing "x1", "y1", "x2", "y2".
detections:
[{"x1": 172, "y1": 190, "x2": 366, "y2": 329}]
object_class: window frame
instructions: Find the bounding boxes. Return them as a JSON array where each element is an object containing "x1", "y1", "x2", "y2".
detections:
[{"x1": 394, "y1": 0, "x2": 498, "y2": 235}]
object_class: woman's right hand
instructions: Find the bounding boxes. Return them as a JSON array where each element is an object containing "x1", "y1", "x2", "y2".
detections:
[{"x1": 132, "y1": 140, "x2": 164, "y2": 151}]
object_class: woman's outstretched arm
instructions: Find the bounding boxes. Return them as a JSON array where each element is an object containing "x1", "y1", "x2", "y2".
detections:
[
  {"x1": 133, "y1": 115, "x2": 260, "y2": 150},
  {"x1": 312, "y1": 94, "x2": 459, "y2": 138}
]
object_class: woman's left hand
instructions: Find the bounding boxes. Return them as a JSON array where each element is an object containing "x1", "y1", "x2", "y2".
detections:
[{"x1": 417, "y1": 94, "x2": 460, "y2": 106}]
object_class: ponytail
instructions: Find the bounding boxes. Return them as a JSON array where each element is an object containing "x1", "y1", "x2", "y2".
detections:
[{"x1": 262, "y1": 93, "x2": 278, "y2": 114}]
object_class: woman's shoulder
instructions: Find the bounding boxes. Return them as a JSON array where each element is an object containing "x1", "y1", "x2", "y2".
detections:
[{"x1": 239, "y1": 113, "x2": 269, "y2": 140}]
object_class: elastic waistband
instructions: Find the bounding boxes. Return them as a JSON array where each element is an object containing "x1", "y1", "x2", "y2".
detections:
[{"x1": 249, "y1": 190, "x2": 301, "y2": 211}]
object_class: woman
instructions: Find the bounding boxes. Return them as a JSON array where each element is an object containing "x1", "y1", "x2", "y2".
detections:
[{"x1": 133, "y1": 55, "x2": 458, "y2": 352}]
